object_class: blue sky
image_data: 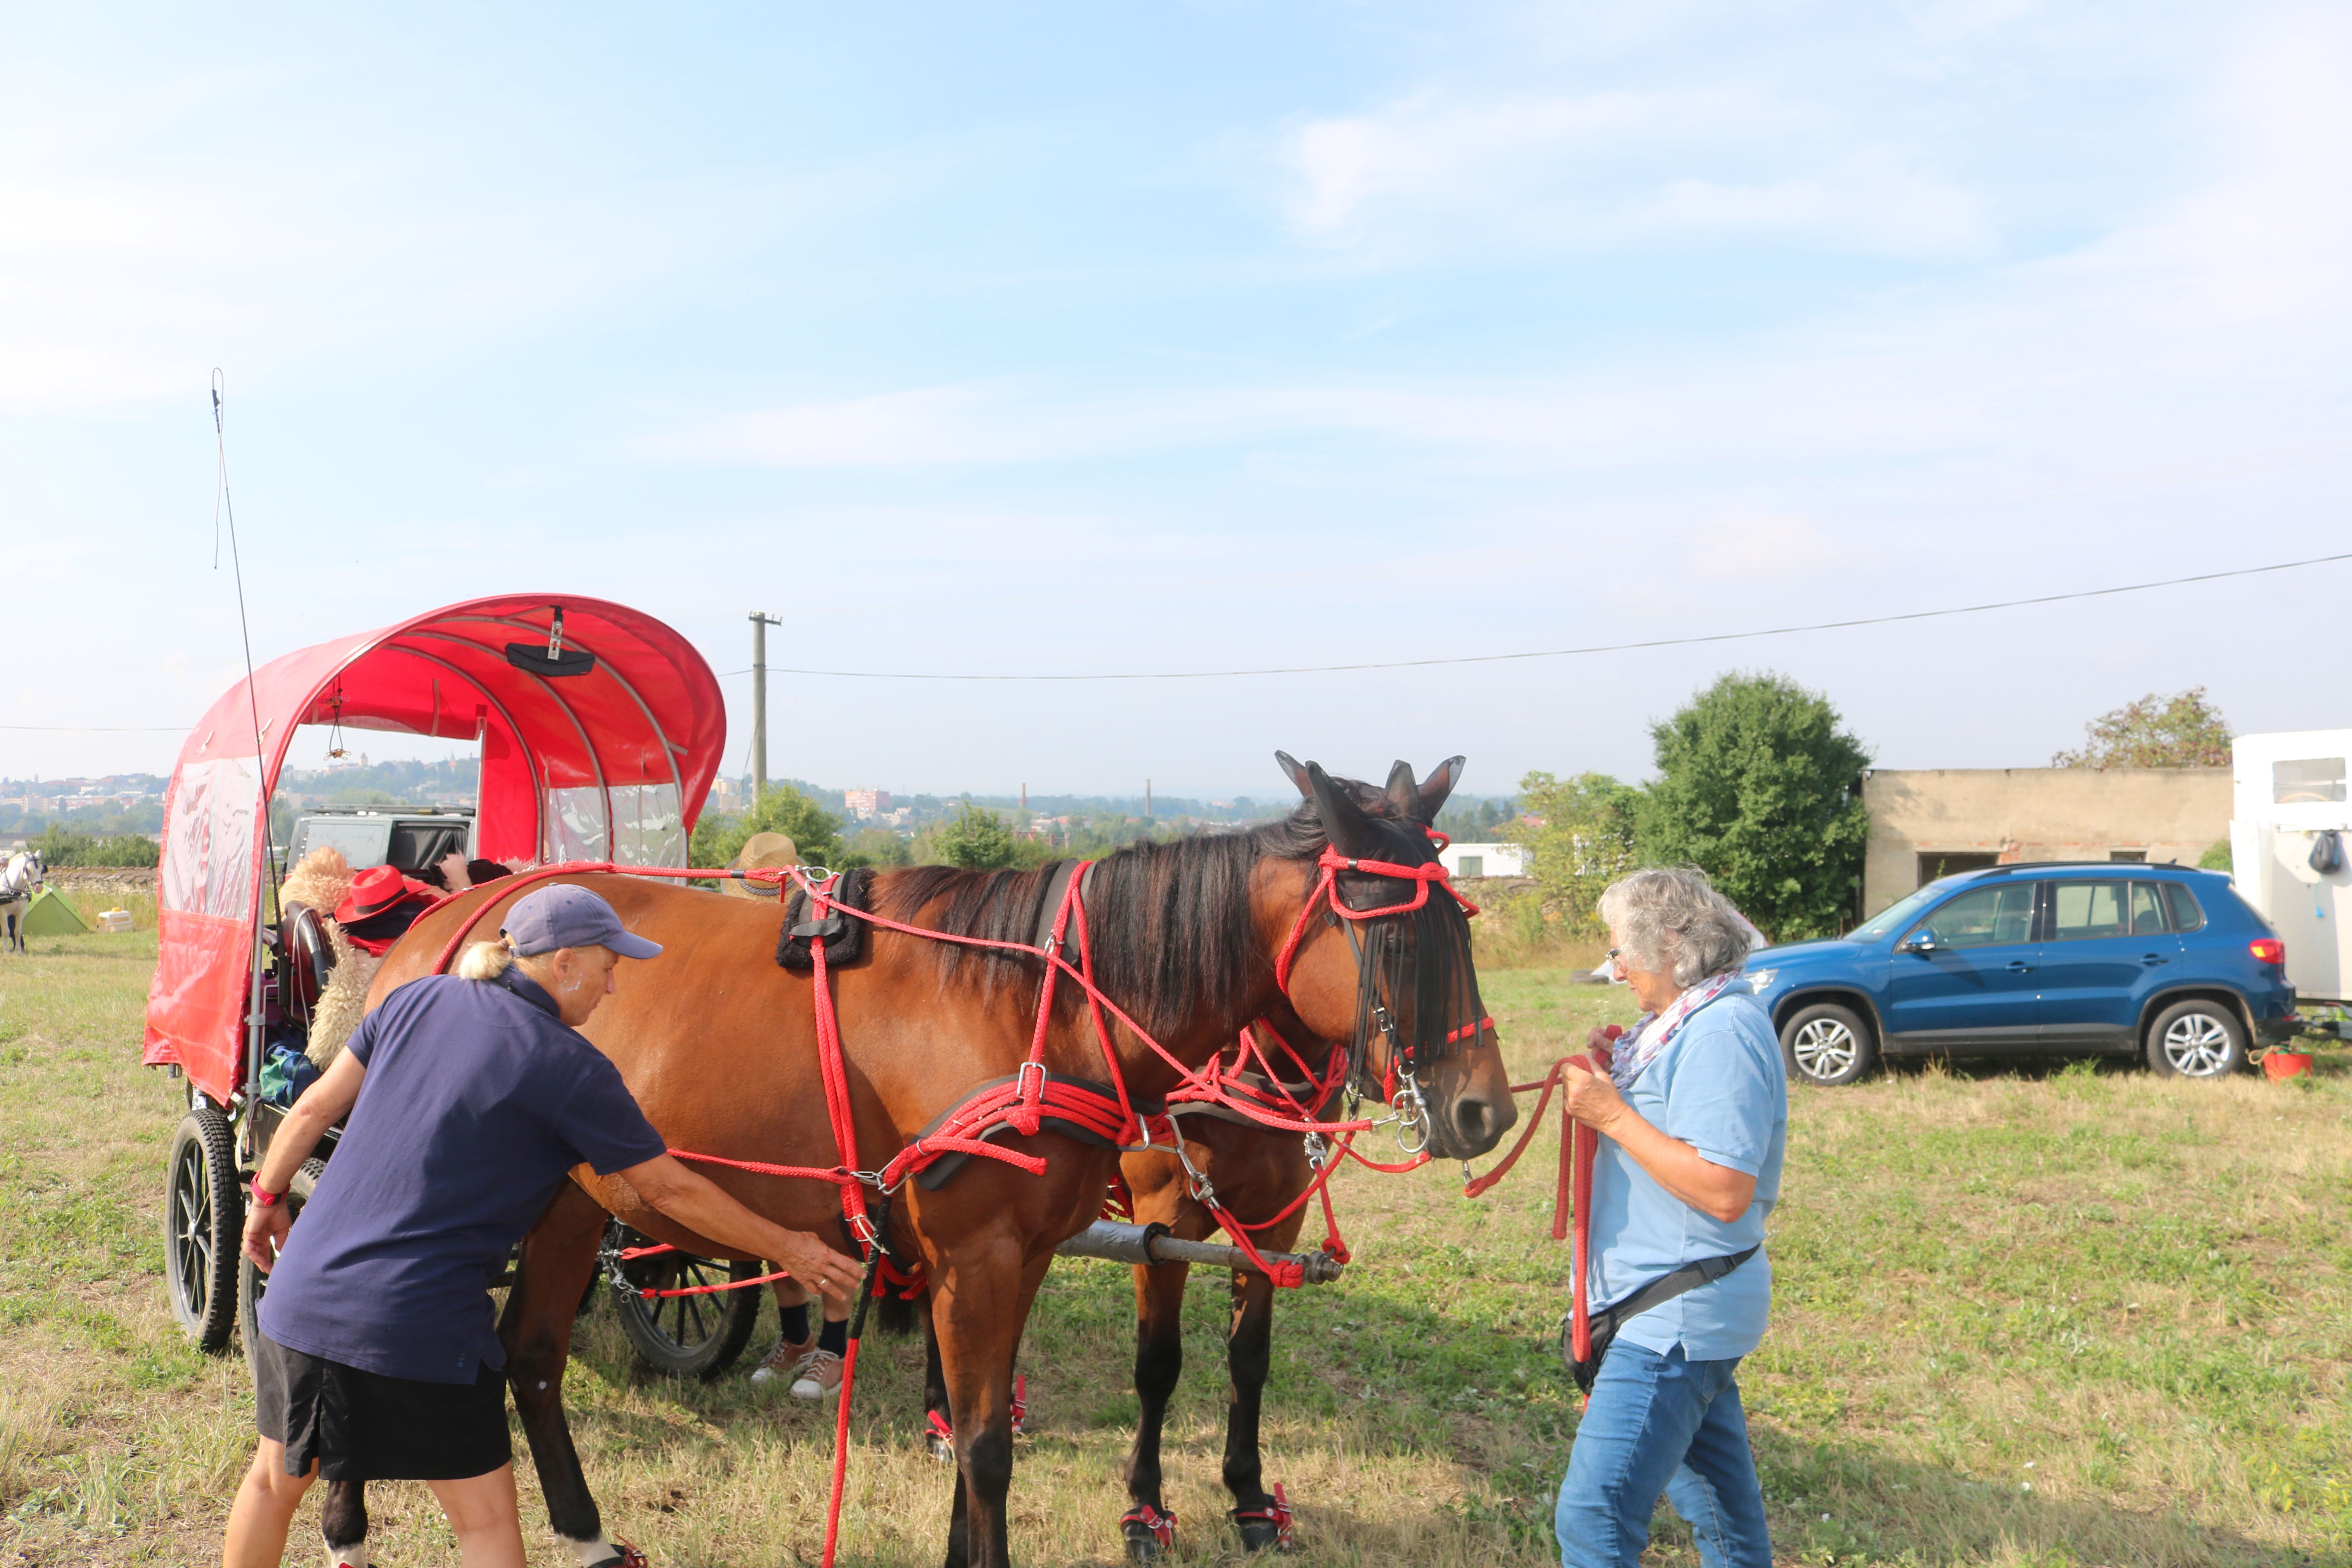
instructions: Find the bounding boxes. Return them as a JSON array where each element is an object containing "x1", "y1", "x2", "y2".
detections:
[{"x1": 6, "y1": 3, "x2": 2349, "y2": 800}]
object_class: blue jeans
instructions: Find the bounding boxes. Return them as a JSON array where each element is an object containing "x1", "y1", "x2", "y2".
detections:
[{"x1": 1554, "y1": 1342, "x2": 1771, "y2": 1568}]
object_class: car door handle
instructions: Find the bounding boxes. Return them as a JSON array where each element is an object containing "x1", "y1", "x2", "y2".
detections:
[
  {"x1": 2142, "y1": 953, "x2": 2169, "y2": 966},
  {"x1": 2007, "y1": 960, "x2": 2034, "y2": 973}
]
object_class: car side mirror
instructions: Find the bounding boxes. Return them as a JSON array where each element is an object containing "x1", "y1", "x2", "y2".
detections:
[{"x1": 1902, "y1": 927, "x2": 1940, "y2": 953}]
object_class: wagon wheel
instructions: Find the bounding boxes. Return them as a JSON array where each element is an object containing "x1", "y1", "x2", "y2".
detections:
[
  {"x1": 238, "y1": 1159, "x2": 325, "y2": 1354},
  {"x1": 604, "y1": 1220, "x2": 762, "y2": 1380},
  {"x1": 164, "y1": 1102, "x2": 242, "y2": 1352}
]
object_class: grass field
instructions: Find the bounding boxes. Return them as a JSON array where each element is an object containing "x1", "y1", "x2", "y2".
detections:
[{"x1": 1, "y1": 925, "x2": 2346, "y2": 1566}]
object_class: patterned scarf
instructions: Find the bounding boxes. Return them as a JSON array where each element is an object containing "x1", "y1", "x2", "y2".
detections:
[{"x1": 1612, "y1": 970, "x2": 1738, "y2": 1090}]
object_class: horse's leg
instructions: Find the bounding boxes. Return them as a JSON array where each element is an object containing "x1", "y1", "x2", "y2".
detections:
[
  {"x1": 932, "y1": 1246, "x2": 1053, "y2": 1568},
  {"x1": 319, "y1": 1479, "x2": 369, "y2": 1566},
  {"x1": 1120, "y1": 1253, "x2": 1191, "y2": 1561},
  {"x1": 1223, "y1": 1264, "x2": 1286, "y2": 1551},
  {"x1": 922, "y1": 1293, "x2": 957, "y2": 1463},
  {"x1": 500, "y1": 1181, "x2": 615, "y2": 1561}
]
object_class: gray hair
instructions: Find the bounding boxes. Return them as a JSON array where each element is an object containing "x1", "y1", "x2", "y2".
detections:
[{"x1": 1597, "y1": 867, "x2": 1753, "y2": 988}]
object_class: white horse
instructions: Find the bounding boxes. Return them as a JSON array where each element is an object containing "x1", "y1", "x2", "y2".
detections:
[{"x1": 0, "y1": 851, "x2": 45, "y2": 955}]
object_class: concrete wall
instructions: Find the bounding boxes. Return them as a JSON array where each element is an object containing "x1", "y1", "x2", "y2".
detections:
[{"x1": 1862, "y1": 768, "x2": 2229, "y2": 916}]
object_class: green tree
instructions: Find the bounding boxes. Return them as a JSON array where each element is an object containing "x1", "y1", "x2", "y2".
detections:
[
  {"x1": 1509, "y1": 771, "x2": 1640, "y2": 935},
  {"x1": 1639, "y1": 671, "x2": 1871, "y2": 940},
  {"x1": 933, "y1": 801, "x2": 1017, "y2": 870},
  {"x1": 26, "y1": 825, "x2": 160, "y2": 868},
  {"x1": 688, "y1": 783, "x2": 844, "y2": 869},
  {"x1": 2052, "y1": 687, "x2": 2231, "y2": 768}
]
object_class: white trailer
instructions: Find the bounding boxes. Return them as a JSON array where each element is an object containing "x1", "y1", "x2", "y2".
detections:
[{"x1": 2229, "y1": 729, "x2": 2352, "y2": 1004}]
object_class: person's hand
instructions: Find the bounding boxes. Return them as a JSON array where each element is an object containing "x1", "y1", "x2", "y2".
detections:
[
  {"x1": 1585, "y1": 1024, "x2": 1624, "y2": 1055},
  {"x1": 243, "y1": 1198, "x2": 292, "y2": 1272},
  {"x1": 437, "y1": 853, "x2": 472, "y2": 892},
  {"x1": 767, "y1": 1229, "x2": 864, "y2": 1311},
  {"x1": 1561, "y1": 1058, "x2": 1631, "y2": 1135}
]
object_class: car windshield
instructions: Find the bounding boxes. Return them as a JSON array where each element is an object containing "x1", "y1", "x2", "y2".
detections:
[{"x1": 1847, "y1": 882, "x2": 1955, "y2": 944}]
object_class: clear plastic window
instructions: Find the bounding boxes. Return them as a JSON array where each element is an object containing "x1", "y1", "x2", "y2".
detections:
[
  {"x1": 609, "y1": 784, "x2": 685, "y2": 867},
  {"x1": 162, "y1": 756, "x2": 262, "y2": 918},
  {"x1": 548, "y1": 786, "x2": 609, "y2": 864},
  {"x1": 2272, "y1": 758, "x2": 2346, "y2": 804}
]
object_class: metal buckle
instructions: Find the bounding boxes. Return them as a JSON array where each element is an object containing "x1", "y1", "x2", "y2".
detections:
[
  {"x1": 1014, "y1": 1060, "x2": 1047, "y2": 1101},
  {"x1": 1302, "y1": 1131, "x2": 1328, "y2": 1170}
]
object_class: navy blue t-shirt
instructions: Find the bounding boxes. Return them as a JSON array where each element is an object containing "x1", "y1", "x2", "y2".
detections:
[{"x1": 258, "y1": 970, "x2": 668, "y2": 1383}]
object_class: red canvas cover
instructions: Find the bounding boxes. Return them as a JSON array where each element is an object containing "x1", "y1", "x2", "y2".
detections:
[{"x1": 143, "y1": 596, "x2": 724, "y2": 1105}]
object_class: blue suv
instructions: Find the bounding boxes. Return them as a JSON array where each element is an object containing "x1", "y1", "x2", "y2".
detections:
[{"x1": 1745, "y1": 864, "x2": 2298, "y2": 1086}]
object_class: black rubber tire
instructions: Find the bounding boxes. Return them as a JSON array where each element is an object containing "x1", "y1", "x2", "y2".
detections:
[
  {"x1": 2145, "y1": 998, "x2": 2249, "y2": 1078},
  {"x1": 606, "y1": 1221, "x2": 762, "y2": 1380},
  {"x1": 165, "y1": 1102, "x2": 243, "y2": 1353},
  {"x1": 238, "y1": 1158, "x2": 324, "y2": 1353},
  {"x1": 1779, "y1": 1002, "x2": 1878, "y2": 1087}
]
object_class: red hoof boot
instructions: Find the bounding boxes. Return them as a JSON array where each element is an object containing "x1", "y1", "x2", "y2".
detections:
[
  {"x1": 1010, "y1": 1372, "x2": 1028, "y2": 1437},
  {"x1": 587, "y1": 1546, "x2": 650, "y2": 1568},
  {"x1": 1120, "y1": 1503, "x2": 1176, "y2": 1561},
  {"x1": 925, "y1": 1409, "x2": 955, "y2": 1463},
  {"x1": 1231, "y1": 1485, "x2": 1296, "y2": 1553}
]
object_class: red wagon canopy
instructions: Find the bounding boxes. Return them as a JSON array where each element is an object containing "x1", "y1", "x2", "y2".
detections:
[{"x1": 144, "y1": 595, "x2": 725, "y2": 1104}]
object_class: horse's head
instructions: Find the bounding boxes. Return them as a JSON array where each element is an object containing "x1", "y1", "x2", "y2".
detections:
[{"x1": 1270, "y1": 751, "x2": 1516, "y2": 1162}]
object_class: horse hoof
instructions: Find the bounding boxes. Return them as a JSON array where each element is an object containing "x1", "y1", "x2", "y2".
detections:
[
  {"x1": 1120, "y1": 1504, "x2": 1176, "y2": 1561},
  {"x1": 1237, "y1": 1517, "x2": 1288, "y2": 1553},
  {"x1": 927, "y1": 1431, "x2": 956, "y2": 1463},
  {"x1": 1122, "y1": 1527, "x2": 1165, "y2": 1563}
]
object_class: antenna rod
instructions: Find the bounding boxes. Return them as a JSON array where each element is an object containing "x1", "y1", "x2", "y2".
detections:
[
  {"x1": 750, "y1": 613, "x2": 782, "y2": 809},
  {"x1": 214, "y1": 369, "x2": 279, "y2": 1153}
]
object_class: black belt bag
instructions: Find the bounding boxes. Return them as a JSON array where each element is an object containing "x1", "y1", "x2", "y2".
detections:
[{"x1": 1560, "y1": 1245, "x2": 1759, "y2": 1396}]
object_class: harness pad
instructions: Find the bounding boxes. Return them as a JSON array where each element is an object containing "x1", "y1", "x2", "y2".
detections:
[{"x1": 778, "y1": 868, "x2": 873, "y2": 971}]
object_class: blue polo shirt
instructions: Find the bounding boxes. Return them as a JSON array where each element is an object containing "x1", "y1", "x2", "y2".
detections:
[
  {"x1": 258, "y1": 970, "x2": 669, "y2": 1383},
  {"x1": 1587, "y1": 978, "x2": 1787, "y2": 1361}
]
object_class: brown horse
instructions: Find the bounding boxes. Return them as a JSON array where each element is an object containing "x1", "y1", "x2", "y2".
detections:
[
  {"x1": 912, "y1": 1007, "x2": 1347, "y2": 1560},
  {"x1": 356, "y1": 756, "x2": 1511, "y2": 1568}
]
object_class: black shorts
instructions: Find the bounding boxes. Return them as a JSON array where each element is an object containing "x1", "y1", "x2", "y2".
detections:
[{"x1": 251, "y1": 1332, "x2": 511, "y2": 1481}]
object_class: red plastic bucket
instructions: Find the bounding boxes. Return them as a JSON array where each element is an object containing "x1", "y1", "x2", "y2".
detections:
[{"x1": 2263, "y1": 1051, "x2": 2314, "y2": 1082}]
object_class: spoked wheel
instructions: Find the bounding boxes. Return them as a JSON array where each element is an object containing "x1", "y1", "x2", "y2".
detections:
[
  {"x1": 165, "y1": 1102, "x2": 242, "y2": 1352},
  {"x1": 605, "y1": 1220, "x2": 762, "y2": 1380}
]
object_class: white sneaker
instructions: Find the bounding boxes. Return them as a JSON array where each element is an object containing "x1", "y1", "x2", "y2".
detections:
[
  {"x1": 789, "y1": 1347, "x2": 844, "y2": 1400},
  {"x1": 750, "y1": 1334, "x2": 813, "y2": 1385}
]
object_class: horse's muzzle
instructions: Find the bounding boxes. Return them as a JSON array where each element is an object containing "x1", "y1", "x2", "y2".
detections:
[{"x1": 1439, "y1": 1087, "x2": 1515, "y2": 1160}]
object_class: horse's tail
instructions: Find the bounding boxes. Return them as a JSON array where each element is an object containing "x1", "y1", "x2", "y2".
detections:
[{"x1": 875, "y1": 1289, "x2": 922, "y2": 1338}]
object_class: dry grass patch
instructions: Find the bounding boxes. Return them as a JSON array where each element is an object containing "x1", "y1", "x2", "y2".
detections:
[{"x1": 0, "y1": 939, "x2": 2345, "y2": 1564}]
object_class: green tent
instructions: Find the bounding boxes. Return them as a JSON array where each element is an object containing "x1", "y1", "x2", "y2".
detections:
[{"x1": 19, "y1": 888, "x2": 90, "y2": 937}]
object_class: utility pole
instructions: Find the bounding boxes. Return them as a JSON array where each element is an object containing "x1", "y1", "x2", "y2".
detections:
[
  {"x1": 1145, "y1": 778, "x2": 1152, "y2": 822},
  {"x1": 750, "y1": 612, "x2": 782, "y2": 808}
]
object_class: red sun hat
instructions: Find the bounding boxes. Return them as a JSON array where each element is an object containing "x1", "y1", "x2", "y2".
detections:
[{"x1": 334, "y1": 864, "x2": 435, "y2": 926}]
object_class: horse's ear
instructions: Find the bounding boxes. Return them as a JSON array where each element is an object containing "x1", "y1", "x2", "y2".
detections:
[
  {"x1": 1273, "y1": 750, "x2": 1314, "y2": 800},
  {"x1": 1306, "y1": 762, "x2": 1378, "y2": 854},
  {"x1": 1384, "y1": 760, "x2": 1417, "y2": 817},
  {"x1": 1416, "y1": 756, "x2": 1467, "y2": 820}
]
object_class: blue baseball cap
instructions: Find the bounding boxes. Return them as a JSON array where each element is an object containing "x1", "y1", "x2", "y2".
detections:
[{"x1": 503, "y1": 885, "x2": 663, "y2": 960}]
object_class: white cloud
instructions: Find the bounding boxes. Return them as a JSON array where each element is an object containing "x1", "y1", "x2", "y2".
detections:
[{"x1": 1277, "y1": 86, "x2": 1991, "y2": 260}]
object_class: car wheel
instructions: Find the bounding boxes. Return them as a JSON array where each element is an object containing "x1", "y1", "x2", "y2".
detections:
[
  {"x1": 1780, "y1": 1002, "x2": 1877, "y2": 1087},
  {"x1": 2145, "y1": 999, "x2": 2247, "y2": 1078}
]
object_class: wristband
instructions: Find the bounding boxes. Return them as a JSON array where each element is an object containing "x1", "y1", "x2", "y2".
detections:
[{"x1": 249, "y1": 1178, "x2": 284, "y2": 1208}]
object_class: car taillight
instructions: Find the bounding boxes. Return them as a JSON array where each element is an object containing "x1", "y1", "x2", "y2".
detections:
[{"x1": 2250, "y1": 938, "x2": 2285, "y2": 965}]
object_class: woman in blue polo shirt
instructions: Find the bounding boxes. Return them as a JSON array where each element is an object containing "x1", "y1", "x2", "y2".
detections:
[
  {"x1": 225, "y1": 885, "x2": 863, "y2": 1568},
  {"x1": 1557, "y1": 868, "x2": 1787, "y2": 1568}
]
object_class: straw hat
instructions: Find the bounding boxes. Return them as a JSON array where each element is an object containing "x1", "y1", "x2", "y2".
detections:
[{"x1": 722, "y1": 831, "x2": 799, "y2": 899}]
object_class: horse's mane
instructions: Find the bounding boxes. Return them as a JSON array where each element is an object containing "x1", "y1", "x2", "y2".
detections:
[{"x1": 873, "y1": 804, "x2": 1330, "y2": 1039}]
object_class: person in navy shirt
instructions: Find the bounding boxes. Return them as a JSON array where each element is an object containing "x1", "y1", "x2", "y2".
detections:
[
  {"x1": 225, "y1": 885, "x2": 862, "y2": 1568},
  {"x1": 1556, "y1": 868, "x2": 1788, "y2": 1568}
]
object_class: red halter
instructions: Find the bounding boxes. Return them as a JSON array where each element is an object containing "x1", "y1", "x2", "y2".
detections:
[{"x1": 1271, "y1": 839, "x2": 1481, "y2": 995}]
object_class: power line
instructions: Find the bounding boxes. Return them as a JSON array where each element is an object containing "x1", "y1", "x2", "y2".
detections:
[
  {"x1": 730, "y1": 550, "x2": 2352, "y2": 682},
  {"x1": 14, "y1": 550, "x2": 2349, "y2": 730}
]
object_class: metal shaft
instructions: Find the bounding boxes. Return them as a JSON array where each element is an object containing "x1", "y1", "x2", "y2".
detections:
[{"x1": 1053, "y1": 1220, "x2": 1345, "y2": 1283}]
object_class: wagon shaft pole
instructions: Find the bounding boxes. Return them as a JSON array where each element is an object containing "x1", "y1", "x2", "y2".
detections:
[{"x1": 1054, "y1": 1220, "x2": 1345, "y2": 1284}]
